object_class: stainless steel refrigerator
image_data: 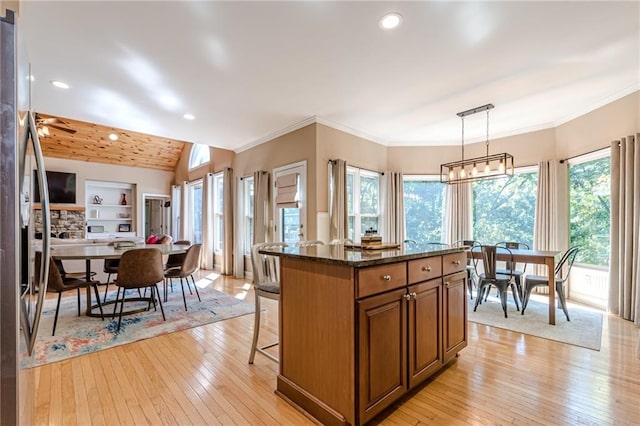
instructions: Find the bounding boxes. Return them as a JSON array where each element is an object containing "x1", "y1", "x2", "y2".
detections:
[{"x1": 1, "y1": 8, "x2": 51, "y2": 424}]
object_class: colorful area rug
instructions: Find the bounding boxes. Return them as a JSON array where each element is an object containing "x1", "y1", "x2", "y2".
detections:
[
  {"x1": 25, "y1": 283, "x2": 254, "y2": 367},
  {"x1": 468, "y1": 294, "x2": 603, "y2": 351}
]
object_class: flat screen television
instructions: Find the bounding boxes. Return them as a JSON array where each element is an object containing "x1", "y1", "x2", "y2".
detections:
[{"x1": 33, "y1": 170, "x2": 77, "y2": 204}]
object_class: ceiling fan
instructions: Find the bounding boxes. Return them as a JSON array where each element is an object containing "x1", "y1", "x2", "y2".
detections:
[{"x1": 34, "y1": 113, "x2": 77, "y2": 137}]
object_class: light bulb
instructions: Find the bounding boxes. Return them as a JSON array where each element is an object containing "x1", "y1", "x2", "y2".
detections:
[
  {"x1": 484, "y1": 162, "x2": 491, "y2": 173},
  {"x1": 449, "y1": 170, "x2": 454, "y2": 180},
  {"x1": 460, "y1": 168, "x2": 466, "y2": 178},
  {"x1": 472, "y1": 163, "x2": 478, "y2": 176}
]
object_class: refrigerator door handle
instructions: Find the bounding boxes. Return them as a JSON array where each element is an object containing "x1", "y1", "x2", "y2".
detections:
[{"x1": 20, "y1": 111, "x2": 50, "y2": 355}]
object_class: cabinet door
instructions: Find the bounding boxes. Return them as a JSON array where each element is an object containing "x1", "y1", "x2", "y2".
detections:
[
  {"x1": 358, "y1": 288, "x2": 407, "y2": 424},
  {"x1": 443, "y1": 271, "x2": 468, "y2": 362},
  {"x1": 408, "y1": 278, "x2": 442, "y2": 388}
]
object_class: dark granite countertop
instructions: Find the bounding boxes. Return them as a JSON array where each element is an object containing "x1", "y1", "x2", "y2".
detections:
[{"x1": 259, "y1": 244, "x2": 466, "y2": 267}]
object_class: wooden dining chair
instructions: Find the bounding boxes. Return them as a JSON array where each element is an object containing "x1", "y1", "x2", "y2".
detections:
[{"x1": 36, "y1": 252, "x2": 104, "y2": 336}]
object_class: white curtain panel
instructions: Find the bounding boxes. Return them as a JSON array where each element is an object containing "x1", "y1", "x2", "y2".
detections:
[
  {"x1": 200, "y1": 173, "x2": 214, "y2": 270},
  {"x1": 329, "y1": 159, "x2": 348, "y2": 241},
  {"x1": 233, "y1": 176, "x2": 245, "y2": 279},
  {"x1": 180, "y1": 181, "x2": 189, "y2": 241},
  {"x1": 171, "y1": 184, "x2": 180, "y2": 240},
  {"x1": 444, "y1": 182, "x2": 472, "y2": 244},
  {"x1": 382, "y1": 172, "x2": 405, "y2": 243},
  {"x1": 253, "y1": 170, "x2": 270, "y2": 244},
  {"x1": 532, "y1": 160, "x2": 561, "y2": 276},
  {"x1": 222, "y1": 168, "x2": 234, "y2": 275},
  {"x1": 609, "y1": 134, "x2": 640, "y2": 324}
]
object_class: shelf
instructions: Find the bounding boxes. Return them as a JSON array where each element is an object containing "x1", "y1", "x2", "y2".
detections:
[
  {"x1": 87, "y1": 218, "x2": 132, "y2": 221},
  {"x1": 88, "y1": 204, "x2": 132, "y2": 208},
  {"x1": 33, "y1": 204, "x2": 85, "y2": 211}
]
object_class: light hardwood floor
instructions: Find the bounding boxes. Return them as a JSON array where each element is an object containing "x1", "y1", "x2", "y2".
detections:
[{"x1": 30, "y1": 271, "x2": 640, "y2": 425}]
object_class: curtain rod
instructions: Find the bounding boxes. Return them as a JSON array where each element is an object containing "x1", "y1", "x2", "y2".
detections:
[
  {"x1": 328, "y1": 159, "x2": 384, "y2": 176},
  {"x1": 559, "y1": 145, "x2": 613, "y2": 164}
]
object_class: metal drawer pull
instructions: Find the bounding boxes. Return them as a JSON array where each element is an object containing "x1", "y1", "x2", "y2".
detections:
[
  {"x1": 453, "y1": 260, "x2": 461, "y2": 265},
  {"x1": 382, "y1": 275, "x2": 392, "y2": 281},
  {"x1": 411, "y1": 292, "x2": 417, "y2": 299},
  {"x1": 403, "y1": 294, "x2": 411, "y2": 301},
  {"x1": 422, "y1": 265, "x2": 432, "y2": 272}
]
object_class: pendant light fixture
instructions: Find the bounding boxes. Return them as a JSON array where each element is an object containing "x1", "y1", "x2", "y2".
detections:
[{"x1": 440, "y1": 103, "x2": 514, "y2": 184}]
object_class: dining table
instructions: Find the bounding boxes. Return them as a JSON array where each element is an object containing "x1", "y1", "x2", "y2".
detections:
[
  {"x1": 469, "y1": 247, "x2": 562, "y2": 325},
  {"x1": 44, "y1": 242, "x2": 190, "y2": 317}
]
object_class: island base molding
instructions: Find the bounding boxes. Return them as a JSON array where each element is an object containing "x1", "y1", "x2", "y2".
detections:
[{"x1": 277, "y1": 375, "x2": 349, "y2": 426}]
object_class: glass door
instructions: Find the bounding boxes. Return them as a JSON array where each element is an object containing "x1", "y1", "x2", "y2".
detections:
[{"x1": 273, "y1": 162, "x2": 306, "y2": 245}]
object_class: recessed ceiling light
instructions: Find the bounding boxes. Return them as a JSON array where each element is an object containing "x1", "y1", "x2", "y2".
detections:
[
  {"x1": 50, "y1": 80, "x2": 70, "y2": 89},
  {"x1": 108, "y1": 133, "x2": 119, "y2": 141},
  {"x1": 26, "y1": 75, "x2": 35, "y2": 81},
  {"x1": 379, "y1": 12, "x2": 403, "y2": 30},
  {"x1": 183, "y1": 113, "x2": 195, "y2": 120}
]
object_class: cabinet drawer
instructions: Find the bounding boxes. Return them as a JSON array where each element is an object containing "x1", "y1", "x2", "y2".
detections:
[
  {"x1": 408, "y1": 256, "x2": 442, "y2": 284},
  {"x1": 357, "y1": 262, "x2": 407, "y2": 299},
  {"x1": 442, "y1": 252, "x2": 466, "y2": 275}
]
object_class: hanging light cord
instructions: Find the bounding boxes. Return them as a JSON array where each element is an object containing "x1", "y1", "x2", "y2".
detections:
[
  {"x1": 485, "y1": 109, "x2": 490, "y2": 157},
  {"x1": 461, "y1": 116, "x2": 465, "y2": 161}
]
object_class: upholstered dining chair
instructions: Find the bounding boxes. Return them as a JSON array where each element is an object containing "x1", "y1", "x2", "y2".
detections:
[
  {"x1": 472, "y1": 245, "x2": 521, "y2": 318},
  {"x1": 295, "y1": 240, "x2": 324, "y2": 247},
  {"x1": 452, "y1": 240, "x2": 481, "y2": 299},
  {"x1": 521, "y1": 247, "x2": 579, "y2": 321},
  {"x1": 54, "y1": 258, "x2": 96, "y2": 281},
  {"x1": 102, "y1": 258, "x2": 120, "y2": 301},
  {"x1": 163, "y1": 244, "x2": 202, "y2": 310},
  {"x1": 35, "y1": 252, "x2": 104, "y2": 336},
  {"x1": 164, "y1": 240, "x2": 192, "y2": 270},
  {"x1": 111, "y1": 248, "x2": 166, "y2": 332},
  {"x1": 249, "y1": 241, "x2": 287, "y2": 364}
]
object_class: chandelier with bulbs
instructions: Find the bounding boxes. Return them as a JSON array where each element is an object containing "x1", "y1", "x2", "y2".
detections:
[{"x1": 440, "y1": 103, "x2": 514, "y2": 184}]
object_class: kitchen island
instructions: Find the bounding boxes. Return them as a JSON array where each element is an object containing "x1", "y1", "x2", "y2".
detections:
[{"x1": 260, "y1": 244, "x2": 468, "y2": 425}]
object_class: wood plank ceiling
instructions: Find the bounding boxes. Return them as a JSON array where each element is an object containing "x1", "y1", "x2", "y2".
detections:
[{"x1": 36, "y1": 113, "x2": 187, "y2": 172}]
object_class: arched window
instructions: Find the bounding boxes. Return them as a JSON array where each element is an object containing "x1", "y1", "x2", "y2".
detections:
[{"x1": 189, "y1": 144, "x2": 210, "y2": 170}]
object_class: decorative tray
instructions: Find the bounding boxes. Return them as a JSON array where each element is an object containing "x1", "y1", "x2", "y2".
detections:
[{"x1": 344, "y1": 243, "x2": 400, "y2": 251}]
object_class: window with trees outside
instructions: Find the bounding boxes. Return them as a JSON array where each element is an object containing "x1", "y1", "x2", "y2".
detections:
[
  {"x1": 569, "y1": 154, "x2": 610, "y2": 267},
  {"x1": 189, "y1": 180, "x2": 203, "y2": 244},
  {"x1": 189, "y1": 144, "x2": 210, "y2": 170},
  {"x1": 472, "y1": 167, "x2": 538, "y2": 247},
  {"x1": 403, "y1": 176, "x2": 446, "y2": 244},
  {"x1": 347, "y1": 167, "x2": 380, "y2": 242}
]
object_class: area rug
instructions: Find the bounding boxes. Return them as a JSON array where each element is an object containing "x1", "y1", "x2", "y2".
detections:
[
  {"x1": 25, "y1": 284, "x2": 254, "y2": 367},
  {"x1": 468, "y1": 294, "x2": 603, "y2": 351}
]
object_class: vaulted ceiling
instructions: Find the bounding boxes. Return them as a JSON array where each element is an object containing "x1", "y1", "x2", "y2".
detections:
[
  {"x1": 35, "y1": 113, "x2": 186, "y2": 172},
  {"x1": 19, "y1": 1, "x2": 640, "y2": 153}
]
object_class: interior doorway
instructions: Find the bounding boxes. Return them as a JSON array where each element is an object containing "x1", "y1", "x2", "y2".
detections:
[{"x1": 142, "y1": 193, "x2": 171, "y2": 238}]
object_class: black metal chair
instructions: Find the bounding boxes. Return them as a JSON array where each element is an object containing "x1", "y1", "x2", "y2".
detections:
[
  {"x1": 452, "y1": 240, "x2": 481, "y2": 299},
  {"x1": 495, "y1": 241, "x2": 530, "y2": 301},
  {"x1": 295, "y1": 240, "x2": 324, "y2": 247},
  {"x1": 521, "y1": 247, "x2": 579, "y2": 321},
  {"x1": 36, "y1": 252, "x2": 104, "y2": 336},
  {"x1": 472, "y1": 245, "x2": 520, "y2": 318},
  {"x1": 249, "y1": 241, "x2": 287, "y2": 364}
]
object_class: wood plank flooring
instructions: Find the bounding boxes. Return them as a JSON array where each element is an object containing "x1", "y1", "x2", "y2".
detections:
[{"x1": 30, "y1": 272, "x2": 640, "y2": 425}]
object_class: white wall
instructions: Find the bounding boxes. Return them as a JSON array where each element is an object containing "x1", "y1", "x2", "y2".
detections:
[{"x1": 42, "y1": 157, "x2": 174, "y2": 237}]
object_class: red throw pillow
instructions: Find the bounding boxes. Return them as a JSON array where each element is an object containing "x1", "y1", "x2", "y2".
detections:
[{"x1": 146, "y1": 235, "x2": 158, "y2": 244}]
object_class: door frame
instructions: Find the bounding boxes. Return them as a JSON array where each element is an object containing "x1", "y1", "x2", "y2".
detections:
[
  {"x1": 272, "y1": 160, "x2": 307, "y2": 243},
  {"x1": 141, "y1": 193, "x2": 171, "y2": 238}
]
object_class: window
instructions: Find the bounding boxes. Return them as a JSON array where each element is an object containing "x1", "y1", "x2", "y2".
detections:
[
  {"x1": 569, "y1": 154, "x2": 610, "y2": 267},
  {"x1": 347, "y1": 167, "x2": 380, "y2": 242},
  {"x1": 190, "y1": 180, "x2": 203, "y2": 244},
  {"x1": 213, "y1": 173, "x2": 224, "y2": 252},
  {"x1": 472, "y1": 168, "x2": 538, "y2": 247},
  {"x1": 188, "y1": 144, "x2": 210, "y2": 170},
  {"x1": 243, "y1": 176, "x2": 254, "y2": 254},
  {"x1": 403, "y1": 176, "x2": 446, "y2": 244}
]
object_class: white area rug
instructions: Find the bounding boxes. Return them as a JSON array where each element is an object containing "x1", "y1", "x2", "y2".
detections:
[{"x1": 468, "y1": 294, "x2": 603, "y2": 351}]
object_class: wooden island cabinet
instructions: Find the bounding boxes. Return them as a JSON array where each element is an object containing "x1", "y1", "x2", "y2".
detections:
[{"x1": 262, "y1": 245, "x2": 468, "y2": 425}]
